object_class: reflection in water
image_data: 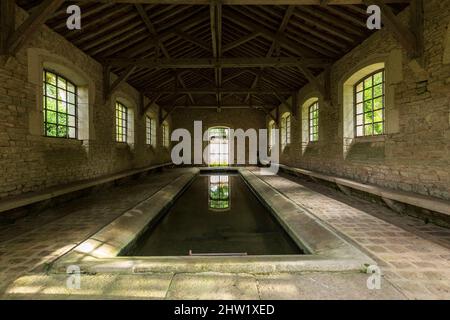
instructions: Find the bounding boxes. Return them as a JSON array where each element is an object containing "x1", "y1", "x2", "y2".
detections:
[
  {"x1": 208, "y1": 127, "x2": 229, "y2": 166},
  {"x1": 209, "y1": 175, "x2": 230, "y2": 211}
]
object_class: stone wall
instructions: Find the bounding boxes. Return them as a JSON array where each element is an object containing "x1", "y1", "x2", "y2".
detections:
[
  {"x1": 171, "y1": 108, "x2": 266, "y2": 165},
  {"x1": 0, "y1": 7, "x2": 171, "y2": 199},
  {"x1": 272, "y1": 1, "x2": 450, "y2": 200}
]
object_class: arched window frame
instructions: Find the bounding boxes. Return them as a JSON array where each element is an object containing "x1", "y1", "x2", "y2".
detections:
[
  {"x1": 115, "y1": 101, "x2": 128, "y2": 143},
  {"x1": 113, "y1": 93, "x2": 136, "y2": 147},
  {"x1": 42, "y1": 70, "x2": 78, "y2": 139},
  {"x1": 280, "y1": 113, "x2": 291, "y2": 149},
  {"x1": 354, "y1": 69, "x2": 385, "y2": 137},
  {"x1": 339, "y1": 52, "x2": 402, "y2": 157},
  {"x1": 146, "y1": 116, "x2": 157, "y2": 147},
  {"x1": 308, "y1": 101, "x2": 319, "y2": 142},
  {"x1": 268, "y1": 120, "x2": 276, "y2": 150},
  {"x1": 27, "y1": 48, "x2": 94, "y2": 143},
  {"x1": 162, "y1": 121, "x2": 170, "y2": 148}
]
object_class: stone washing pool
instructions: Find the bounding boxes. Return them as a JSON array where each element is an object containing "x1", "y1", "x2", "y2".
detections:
[{"x1": 126, "y1": 173, "x2": 303, "y2": 256}]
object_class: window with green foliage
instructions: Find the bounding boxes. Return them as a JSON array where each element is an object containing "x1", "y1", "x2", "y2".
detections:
[
  {"x1": 43, "y1": 70, "x2": 77, "y2": 139},
  {"x1": 146, "y1": 116, "x2": 156, "y2": 146},
  {"x1": 268, "y1": 121, "x2": 276, "y2": 149},
  {"x1": 115, "y1": 102, "x2": 128, "y2": 143},
  {"x1": 309, "y1": 101, "x2": 319, "y2": 142},
  {"x1": 280, "y1": 113, "x2": 291, "y2": 148},
  {"x1": 162, "y1": 122, "x2": 170, "y2": 148},
  {"x1": 208, "y1": 127, "x2": 229, "y2": 166},
  {"x1": 209, "y1": 175, "x2": 230, "y2": 210},
  {"x1": 354, "y1": 70, "x2": 385, "y2": 137}
]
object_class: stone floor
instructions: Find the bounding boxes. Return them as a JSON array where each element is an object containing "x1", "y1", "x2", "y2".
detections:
[
  {"x1": 0, "y1": 168, "x2": 449, "y2": 300},
  {"x1": 252, "y1": 169, "x2": 450, "y2": 300}
]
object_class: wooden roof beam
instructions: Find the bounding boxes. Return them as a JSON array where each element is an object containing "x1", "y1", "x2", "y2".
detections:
[
  {"x1": 145, "y1": 88, "x2": 294, "y2": 94},
  {"x1": 105, "y1": 65, "x2": 137, "y2": 100},
  {"x1": 364, "y1": 0, "x2": 421, "y2": 58},
  {"x1": 104, "y1": 57, "x2": 333, "y2": 68},
  {"x1": 223, "y1": 32, "x2": 261, "y2": 52},
  {"x1": 77, "y1": 1, "x2": 410, "y2": 5},
  {"x1": 245, "y1": 6, "x2": 294, "y2": 103},
  {"x1": 5, "y1": 0, "x2": 64, "y2": 56},
  {"x1": 174, "y1": 30, "x2": 212, "y2": 52}
]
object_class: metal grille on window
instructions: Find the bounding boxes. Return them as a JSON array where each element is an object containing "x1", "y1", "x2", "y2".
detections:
[
  {"x1": 115, "y1": 102, "x2": 128, "y2": 143},
  {"x1": 354, "y1": 70, "x2": 385, "y2": 137},
  {"x1": 43, "y1": 70, "x2": 77, "y2": 139},
  {"x1": 309, "y1": 102, "x2": 319, "y2": 142}
]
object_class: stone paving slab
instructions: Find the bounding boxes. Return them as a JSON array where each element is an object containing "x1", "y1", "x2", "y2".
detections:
[
  {"x1": 2, "y1": 271, "x2": 405, "y2": 300},
  {"x1": 0, "y1": 169, "x2": 190, "y2": 294},
  {"x1": 0, "y1": 168, "x2": 449, "y2": 299},
  {"x1": 2, "y1": 273, "x2": 174, "y2": 300},
  {"x1": 166, "y1": 273, "x2": 261, "y2": 300},
  {"x1": 256, "y1": 272, "x2": 405, "y2": 300},
  {"x1": 252, "y1": 170, "x2": 450, "y2": 300}
]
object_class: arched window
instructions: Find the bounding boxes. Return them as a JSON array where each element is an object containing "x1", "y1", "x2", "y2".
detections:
[
  {"x1": 29, "y1": 49, "x2": 93, "y2": 142},
  {"x1": 280, "y1": 113, "x2": 291, "y2": 149},
  {"x1": 115, "y1": 101, "x2": 128, "y2": 143},
  {"x1": 209, "y1": 175, "x2": 230, "y2": 211},
  {"x1": 308, "y1": 101, "x2": 319, "y2": 142},
  {"x1": 162, "y1": 122, "x2": 170, "y2": 148},
  {"x1": 146, "y1": 116, "x2": 156, "y2": 147},
  {"x1": 207, "y1": 127, "x2": 230, "y2": 166},
  {"x1": 43, "y1": 70, "x2": 78, "y2": 139},
  {"x1": 268, "y1": 120, "x2": 276, "y2": 150},
  {"x1": 354, "y1": 69, "x2": 385, "y2": 137}
]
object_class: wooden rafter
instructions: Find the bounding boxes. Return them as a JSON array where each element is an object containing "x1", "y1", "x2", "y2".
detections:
[
  {"x1": 15, "y1": 0, "x2": 411, "y2": 113},
  {"x1": 145, "y1": 88, "x2": 294, "y2": 94},
  {"x1": 142, "y1": 93, "x2": 162, "y2": 115},
  {"x1": 105, "y1": 57, "x2": 332, "y2": 68},
  {"x1": 0, "y1": 0, "x2": 15, "y2": 55},
  {"x1": 135, "y1": 4, "x2": 196, "y2": 106},
  {"x1": 5, "y1": 0, "x2": 64, "y2": 56},
  {"x1": 244, "y1": 6, "x2": 294, "y2": 103},
  {"x1": 77, "y1": 1, "x2": 410, "y2": 5},
  {"x1": 223, "y1": 32, "x2": 260, "y2": 52},
  {"x1": 364, "y1": 0, "x2": 421, "y2": 57},
  {"x1": 175, "y1": 29, "x2": 211, "y2": 52},
  {"x1": 105, "y1": 65, "x2": 137, "y2": 99}
]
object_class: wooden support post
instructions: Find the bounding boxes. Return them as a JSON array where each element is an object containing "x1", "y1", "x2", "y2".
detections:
[
  {"x1": 410, "y1": 0, "x2": 424, "y2": 59},
  {"x1": 273, "y1": 92, "x2": 293, "y2": 115},
  {"x1": 291, "y1": 91, "x2": 298, "y2": 117},
  {"x1": 365, "y1": 0, "x2": 419, "y2": 58},
  {"x1": 142, "y1": 93, "x2": 161, "y2": 116},
  {"x1": 6, "y1": 0, "x2": 64, "y2": 56},
  {"x1": 103, "y1": 64, "x2": 111, "y2": 102},
  {"x1": 297, "y1": 64, "x2": 326, "y2": 99},
  {"x1": 0, "y1": 0, "x2": 15, "y2": 57},
  {"x1": 323, "y1": 67, "x2": 332, "y2": 102},
  {"x1": 139, "y1": 93, "x2": 145, "y2": 116},
  {"x1": 275, "y1": 106, "x2": 280, "y2": 125},
  {"x1": 106, "y1": 65, "x2": 136, "y2": 100}
]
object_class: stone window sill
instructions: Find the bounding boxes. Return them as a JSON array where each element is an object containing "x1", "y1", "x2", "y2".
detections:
[
  {"x1": 116, "y1": 142, "x2": 132, "y2": 149},
  {"x1": 42, "y1": 136, "x2": 84, "y2": 146},
  {"x1": 353, "y1": 135, "x2": 386, "y2": 143}
]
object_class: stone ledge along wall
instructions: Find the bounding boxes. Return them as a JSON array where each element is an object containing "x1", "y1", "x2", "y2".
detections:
[
  {"x1": 0, "y1": 6, "x2": 171, "y2": 200},
  {"x1": 272, "y1": 1, "x2": 450, "y2": 201}
]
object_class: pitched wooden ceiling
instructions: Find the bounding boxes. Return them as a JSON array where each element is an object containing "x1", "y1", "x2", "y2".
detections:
[{"x1": 17, "y1": 0, "x2": 409, "y2": 112}]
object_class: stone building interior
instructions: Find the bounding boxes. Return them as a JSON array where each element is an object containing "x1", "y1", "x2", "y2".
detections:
[{"x1": 0, "y1": 0, "x2": 449, "y2": 300}]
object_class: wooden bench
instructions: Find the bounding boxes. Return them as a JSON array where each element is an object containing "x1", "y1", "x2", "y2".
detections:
[
  {"x1": 278, "y1": 164, "x2": 450, "y2": 216},
  {"x1": 0, "y1": 162, "x2": 173, "y2": 214}
]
